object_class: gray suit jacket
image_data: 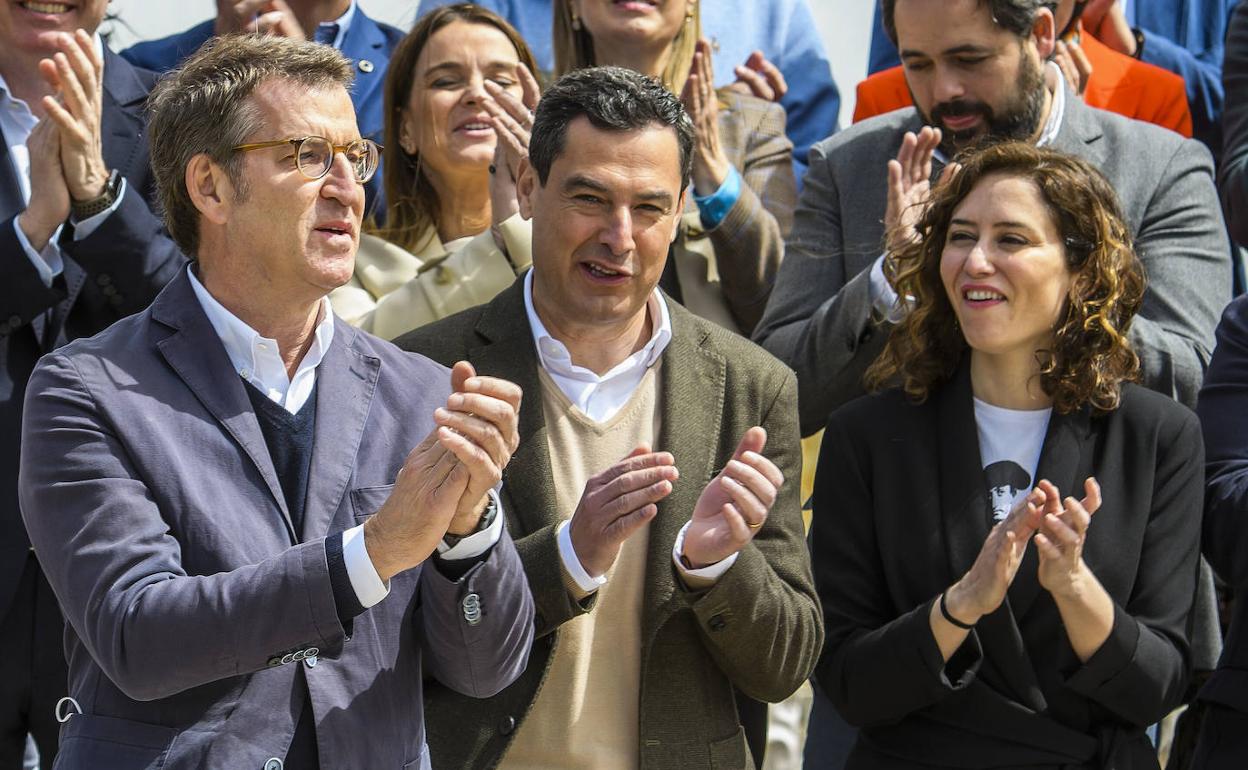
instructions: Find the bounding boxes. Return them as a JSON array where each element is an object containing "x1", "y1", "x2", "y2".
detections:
[
  {"x1": 754, "y1": 95, "x2": 1232, "y2": 437},
  {"x1": 18, "y1": 270, "x2": 534, "y2": 769},
  {"x1": 396, "y1": 282, "x2": 822, "y2": 769}
]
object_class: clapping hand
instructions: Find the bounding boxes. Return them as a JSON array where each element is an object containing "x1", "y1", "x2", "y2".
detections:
[
  {"x1": 681, "y1": 427, "x2": 784, "y2": 569},
  {"x1": 215, "y1": 0, "x2": 306, "y2": 38},
  {"x1": 943, "y1": 487, "x2": 1045, "y2": 626},
  {"x1": 1034, "y1": 478, "x2": 1102, "y2": 599},
  {"x1": 483, "y1": 63, "x2": 540, "y2": 230},
  {"x1": 568, "y1": 446, "x2": 678, "y2": 578},
  {"x1": 37, "y1": 30, "x2": 109, "y2": 203},
  {"x1": 17, "y1": 118, "x2": 70, "y2": 252},
  {"x1": 728, "y1": 50, "x2": 788, "y2": 103},
  {"x1": 364, "y1": 362, "x2": 521, "y2": 582},
  {"x1": 1054, "y1": 38, "x2": 1093, "y2": 97},
  {"x1": 681, "y1": 38, "x2": 732, "y2": 196}
]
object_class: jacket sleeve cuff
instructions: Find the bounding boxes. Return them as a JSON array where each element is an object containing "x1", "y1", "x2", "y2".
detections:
[
  {"x1": 14, "y1": 217, "x2": 65, "y2": 286},
  {"x1": 341, "y1": 524, "x2": 390, "y2": 609},
  {"x1": 672, "y1": 519, "x2": 739, "y2": 590},
  {"x1": 693, "y1": 166, "x2": 743, "y2": 229}
]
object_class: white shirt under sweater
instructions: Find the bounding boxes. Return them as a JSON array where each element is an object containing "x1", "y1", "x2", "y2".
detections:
[
  {"x1": 522, "y1": 270, "x2": 737, "y2": 592},
  {"x1": 186, "y1": 267, "x2": 502, "y2": 611},
  {"x1": 973, "y1": 397, "x2": 1052, "y2": 523}
]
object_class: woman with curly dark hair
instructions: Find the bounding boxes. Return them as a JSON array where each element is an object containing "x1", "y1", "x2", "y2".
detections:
[{"x1": 810, "y1": 142, "x2": 1204, "y2": 769}]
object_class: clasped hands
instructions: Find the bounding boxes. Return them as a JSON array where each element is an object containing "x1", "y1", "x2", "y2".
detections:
[
  {"x1": 569, "y1": 426, "x2": 782, "y2": 580},
  {"x1": 19, "y1": 29, "x2": 111, "y2": 252},
  {"x1": 943, "y1": 477, "x2": 1103, "y2": 627},
  {"x1": 363, "y1": 362, "x2": 521, "y2": 583}
]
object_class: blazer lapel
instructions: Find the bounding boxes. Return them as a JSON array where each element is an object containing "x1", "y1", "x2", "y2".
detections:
[
  {"x1": 100, "y1": 49, "x2": 148, "y2": 178},
  {"x1": 1050, "y1": 96, "x2": 1107, "y2": 167},
  {"x1": 300, "y1": 321, "x2": 380, "y2": 542},
  {"x1": 642, "y1": 302, "x2": 724, "y2": 642},
  {"x1": 936, "y1": 363, "x2": 1046, "y2": 712},
  {"x1": 471, "y1": 281, "x2": 559, "y2": 537},
  {"x1": 1009, "y1": 404, "x2": 1096, "y2": 619},
  {"x1": 152, "y1": 271, "x2": 295, "y2": 542}
]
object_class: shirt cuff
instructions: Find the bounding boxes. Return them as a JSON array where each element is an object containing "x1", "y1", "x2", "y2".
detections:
[
  {"x1": 692, "y1": 166, "x2": 743, "y2": 229},
  {"x1": 70, "y1": 177, "x2": 127, "y2": 241},
  {"x1": 343, "y1": 523, "x2": 390, "y2": 609},
  {"x1": 672, "y1": 520, "x2": 739, "y2": 589},
  {"x1": 436, "y1": 488, "x2": 504, "y2": 560},
  {"x1": 869, "y1": 253, "x2": 909, "y2": 323},
  {"x1": 557, "y1": 519, "x2": 607, "y2": 595},
  {"x1": 14, "y1": 218, "x2": 65, "y2": 286}
]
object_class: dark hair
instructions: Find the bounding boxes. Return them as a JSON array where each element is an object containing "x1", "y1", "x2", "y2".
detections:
[
  {"x1": 372, "y1": 4, "x2": 538, "y2": 251},
  {"x1": 865, "y1": 141, "x2": 1145, "y2": 414},
  {"x1": 528, "y1": 66, "x2": 695, "y2": 191},
  {"x1": 147, "y1": 35, "x2": 353, "y2": 257},
  {"x1": 880, "y1": 0, "x2": 1058, "y2": 44}
]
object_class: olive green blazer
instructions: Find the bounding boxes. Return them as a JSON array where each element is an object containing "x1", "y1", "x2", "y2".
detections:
[{"x1": 395, "y1": 280, "x2": 821, "y2": 770}]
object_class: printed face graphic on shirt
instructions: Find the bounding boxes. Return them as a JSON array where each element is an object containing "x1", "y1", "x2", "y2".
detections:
[{"x1": 984, "y1": 460, "x2": 1031, "y2": 522}]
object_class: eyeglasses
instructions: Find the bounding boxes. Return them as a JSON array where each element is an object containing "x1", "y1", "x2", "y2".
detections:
[{"x1": 231, "y1": 135, "x2": 383, "y2": 183}]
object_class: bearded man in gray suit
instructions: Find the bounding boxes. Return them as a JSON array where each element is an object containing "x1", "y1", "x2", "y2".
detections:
[
  {"x1": 754, "y1": 0, "x2": 1231, "y2": 436},
  {"x1": 18, "y1": 35, "x2": 533, "y2": 769}
]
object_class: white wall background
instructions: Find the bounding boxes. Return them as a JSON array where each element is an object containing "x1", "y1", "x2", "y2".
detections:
[{"x1": 103, "y1": 0, "x2": 871, "y2": 127}]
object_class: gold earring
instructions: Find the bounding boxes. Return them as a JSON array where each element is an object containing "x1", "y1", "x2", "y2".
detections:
[
  {"x1": 571, "y1": 11, "x2": 582, "y2": 31},
  {"x1": 685, "y1": 0, "x2": 694, "y2": 23}
]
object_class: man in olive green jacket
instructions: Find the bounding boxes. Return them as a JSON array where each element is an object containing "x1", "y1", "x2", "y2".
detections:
[{"x1": 397, "y1": 66, "x2": 820, "y2": 770}]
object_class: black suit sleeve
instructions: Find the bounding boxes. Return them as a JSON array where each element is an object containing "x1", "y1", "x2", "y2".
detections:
[
  {"x1": 1200, "y1": 294, "x2": 1248, "y2": 589},
  {"x1": 811, "y1": 409, "x2": 984, "y2": 727},
  {"x1": 0, "y1": 216, "x2": 70, "y2": 328},
  {"x1": 1221, "y1": 1, "x2": 1248, "y2": 244}
]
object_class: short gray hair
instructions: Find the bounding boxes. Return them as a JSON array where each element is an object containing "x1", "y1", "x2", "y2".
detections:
[{"x1": 147, "y1": 34, "x2": 354, "y2": 256}]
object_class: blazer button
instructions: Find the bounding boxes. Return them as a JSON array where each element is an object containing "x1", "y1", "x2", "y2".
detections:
[
  {"x1": 263, "y1": 758, "x2": 283, "y2": 770},
  {"x1": 96, "y1": 274, "x2": 112, "y2": 286},
  {"x1": 304, "y1": 655, "x2": 318, "y2": 669},
  {"x1": 499, "y1": 715, "x2": 516, "y2": 735},
  {"x1": 462, "y1": 592, "x2": 482, "y2": 626},
  {"x1": 708, "y1": 615, "x2": 726, "y2": 632},
  {"x1": 7, "y1": 314, "x2": 20, "y2": 328}
]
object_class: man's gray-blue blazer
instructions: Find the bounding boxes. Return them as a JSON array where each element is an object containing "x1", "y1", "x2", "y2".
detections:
[{"x1": 17, "y1": 269, "x2": 534, "y2": 769}]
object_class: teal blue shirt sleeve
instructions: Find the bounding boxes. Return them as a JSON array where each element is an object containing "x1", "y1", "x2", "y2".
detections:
[{"x1": 693, "y1": 166, "x2": 743, "y2": 229}]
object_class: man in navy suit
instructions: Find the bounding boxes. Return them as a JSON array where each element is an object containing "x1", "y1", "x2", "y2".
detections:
[
  {"x1": 123, "y1": 0, "x2": 402, "y2": 216},
  {"x1": 0, "y1": 2, "x2": 185, "y2": 766}
]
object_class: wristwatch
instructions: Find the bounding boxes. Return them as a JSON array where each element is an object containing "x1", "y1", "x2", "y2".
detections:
[
  {"x1": 442, "y1": 492, "x2": 498, "y2": 548},
  {"x1": 71, "y1": 169, "x2": 121, "y2": 221}
]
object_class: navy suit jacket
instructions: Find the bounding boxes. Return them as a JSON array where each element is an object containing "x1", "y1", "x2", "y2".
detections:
[
  {"x1": 122, "y1": 11, "x2": 403, "y2": 214},
  {"x1": 17, "y1": 269, "x2": 535, "y2": 769},
  {"x1": 0, "y1": 48, "x2": 185, "y2": 622}
]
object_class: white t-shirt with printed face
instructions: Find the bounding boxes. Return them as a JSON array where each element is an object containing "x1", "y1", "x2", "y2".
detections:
[{"x1": 973, "y1": 398, "x2": 1053, "y2": 524}]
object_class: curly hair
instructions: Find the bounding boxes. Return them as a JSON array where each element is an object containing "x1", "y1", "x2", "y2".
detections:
[{"x1": 865, "y1": 141, "x2": 1145, "y2": 413}]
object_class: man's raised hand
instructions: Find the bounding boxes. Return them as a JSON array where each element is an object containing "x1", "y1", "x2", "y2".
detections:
[{"x1": 682, "y1": 427, "x2": 783, "y2": 569}]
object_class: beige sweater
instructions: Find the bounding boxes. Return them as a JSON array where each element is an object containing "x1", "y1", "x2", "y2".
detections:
[{"x1": 500, "y1": 365, "x2": 663, "y2": 770}]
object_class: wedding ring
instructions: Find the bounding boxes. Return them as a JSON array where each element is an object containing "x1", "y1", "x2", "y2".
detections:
[{"x1": 747, "y1": 521, "x2": 763, "y2": 530}]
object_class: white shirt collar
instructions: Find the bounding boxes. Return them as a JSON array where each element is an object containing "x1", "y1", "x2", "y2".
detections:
[
  {"x1": 523, "y1": 269, "x2": 672, "y2": 422},
  {"x1": 187, "y1": 266, "x2": 335, "y2": 414},
  {"x1": 934, "y1": 60, "x2": 1067, "y2": 165}
]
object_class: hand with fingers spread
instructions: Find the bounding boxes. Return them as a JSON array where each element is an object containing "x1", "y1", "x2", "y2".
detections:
[
  {"x1": 433, "y1": 361, "x2": 522, "y2": 536},
  {"x1": 482, "y1": 63, "x2": 540, "y2": 229},
  {"x1": 215, "y1": 0, "x2": 307, "y2": 39},
  {"x1": 941, "y1": 487, "x2": 1045, "y2": 628},
  {"x1": 569, "y1": 446, "x2": 678, "y2": 578},
  {"x1": 681, "y1": 38, "x2": 732, "y2": 196},
  {"x1": 1054, "y1": 39, "x2": 1094, "y2": 98},
  {"x1": 1034, "y1": 478, "x2": 1102, "y2": 599},
  {"x1": 682, "y1": 427, "x2": 784, "y2": 569},
  {"x1": 728, "y1": 50, "x2": 788, "y2": 103},
  {"x1": 17, "y1": 118, "x2": 70, "y2": 252},
  {"x1": 37, "y1": 30, "x2": 108, "y2": 203},
  {"x1": 883, "y1": 126, "x2": 944, "y2": 259}
]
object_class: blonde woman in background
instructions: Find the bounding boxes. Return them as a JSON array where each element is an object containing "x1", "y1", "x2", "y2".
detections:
[
  {"x1": 331, "y1": 4, "x2": 539, "y2": 340},
  {"x1": 554, "y1": 0, "x2": 796, "y2": 334}
]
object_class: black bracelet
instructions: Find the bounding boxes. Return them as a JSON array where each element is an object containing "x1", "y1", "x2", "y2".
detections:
[{"x1": 939, "y1": 591, "x2": 976, "y2": 630}]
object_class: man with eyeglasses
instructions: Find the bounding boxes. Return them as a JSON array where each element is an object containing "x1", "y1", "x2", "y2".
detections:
[{"x1": 17, "y1": 35, "x2": 534, "y2": 770}]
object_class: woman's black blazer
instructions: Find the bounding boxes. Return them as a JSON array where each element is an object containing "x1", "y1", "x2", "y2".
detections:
[{"x1": 811, "y1": 363, "x2": 1204, "y2": 770}]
